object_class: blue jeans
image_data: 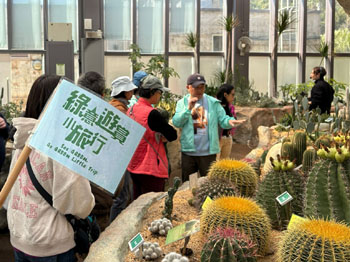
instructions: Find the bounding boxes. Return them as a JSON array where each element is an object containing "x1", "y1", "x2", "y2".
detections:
[{"x1": 14, "y1": 248, "x2": 75, "y2": 262}]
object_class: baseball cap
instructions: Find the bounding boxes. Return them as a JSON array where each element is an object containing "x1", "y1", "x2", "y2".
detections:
[
  {"x1": 133, "y1": 71, "x2": 148, "y2": 88},
  {"x1": 187, "y1": 73, "x2": 206, "y2": 88},
  {"x1": 111, "y1": 76, "x2": 138, "y2": 97},
  {"x1": 140, "y1": 75, "x2": 170, "y2": 92}
]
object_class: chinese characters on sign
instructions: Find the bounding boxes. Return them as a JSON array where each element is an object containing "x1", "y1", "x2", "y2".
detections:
[{"x1": 29, "y1": 79, "x2": 145, "y2": 194}]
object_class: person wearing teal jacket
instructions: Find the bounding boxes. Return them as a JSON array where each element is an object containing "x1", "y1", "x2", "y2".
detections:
[{"x1": 172, "y1": 73, "x2": 245, "y2": 182}]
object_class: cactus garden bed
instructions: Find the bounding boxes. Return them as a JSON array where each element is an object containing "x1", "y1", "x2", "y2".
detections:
[{"x1": 124, "y1": 189, "x2": 281, "y2": 262}]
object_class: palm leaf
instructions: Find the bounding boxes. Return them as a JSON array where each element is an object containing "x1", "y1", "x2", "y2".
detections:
[
  {"x1": 184, "y1": 32, "x2": 197, "y2": 48},
  {"x1": 277, "y1": 9, "x2": 296, "y2": 36},
  {"x1": 219, "y1": 15, "x2": 240, "y2": 33}
]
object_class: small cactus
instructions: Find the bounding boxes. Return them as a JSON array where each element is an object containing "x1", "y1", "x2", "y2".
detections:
[
  {"x1": 161, "y1": 252, "x2": 189, "y2": 262},
  {"x1": 142, "y1": 242, "x2": 163, "y2": 261},
  {"x1": 149, "y1": 218, "x2": 173, "y2": 236},
  {"x1": 201, "y1": 196, "x2": 271, "y2": 255},
  {"x1": 201, "y1": 227, "x2": 258, "y2": 262},
  {"x1": 278, "y1": 219, "x2": 350, "y2": 262},
  {"x1": 208, "y1": 159, "x2": 258, "y2": 197},
  {"x1": 281, "y1": 142, "x2": 295, "y2": 161},
  {"x1": 302, "y1": 148, "x2": 316, "y2": 173},
  {"x1": 163, "y1": 177, "x2": 181, "y2": 220},
  {"x1": 292, "y1": 131, "x2": 307, "y2": 166},
  {"x1": 192, "y1": 178, "x2": 237, "y2": 209}
]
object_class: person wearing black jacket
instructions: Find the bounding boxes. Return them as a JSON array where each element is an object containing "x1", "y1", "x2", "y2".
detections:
[
  {"x1": 0, "y1": 113, "x2": 9, "y2": 171},
  {"x1": 309, "y1": 66, "x2": 334, "y2": 114}
]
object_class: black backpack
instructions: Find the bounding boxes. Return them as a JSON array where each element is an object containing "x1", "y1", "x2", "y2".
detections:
[{"x1": 26, "y1": 158, "x2": 100, "y2": 255}]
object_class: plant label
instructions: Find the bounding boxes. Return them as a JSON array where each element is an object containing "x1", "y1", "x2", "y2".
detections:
[
  {"x1": 287, "y1": 214, "x2": 307, "y2": 230},
  {"x1": 201, "y1": 196, "x2": 212, "y2": 210},
  {"x1": 276, "y1": 191, "x2": 293, "y2": 206},
  {"x1": 128, "y1": 233, "x2": 144, "y2": 252}
]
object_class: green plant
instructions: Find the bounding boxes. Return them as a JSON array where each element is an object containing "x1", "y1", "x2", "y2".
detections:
[
  {"x1": 304, "y1": 149, "x2": 350, "y2": 223},
  {"x1": 302, "y1": 148, "x2": 316, "y2": 174},
  {"x1": 201, "y1": 196, "x2": 271, "y2": 255},
  {"x1": 219, "y1": 15, "x2": 240, "y2": 83},
  {"x1": 317, "y1": 39, "x2": 329, "y2": 66},
  {"x1": 191, "y1": 178, "x2": 237, "y2": 209},
  {"x1": 145, "y1": 55, "x2": 179, "y2": 79},
  {"x1": 0, "y1": 101, "x2": 24, "y2": 124},
  {"x1": 201, "y1": 227, "x2": 258, "y2": 262},
  {"x1": 281, "y1": 141, "x2": 295, "y2": 161},
  {"x1": 156, "y1": 92, "x2": 182, "y2": 118},
  {"x1": 292, "y1": 131, "x2": 307, "y2": 166},
  {"x1": 184, "y1": 32, "x2": 198, "y2": 73},
  {"x1": 162, "y1": 177, "x2": 181, "y2": 220},
  {"x1": 129, "y1": 44, "x2": 145, "y2": 73},
  {"x1": 208, "y1": 159, "x2": 258, "y2": 197},
  {"x1": 329, "y1": 78, "x2": 347, "y2": 101},
  {"x1": 278, "y1": 219, "x2": 350, "y2": 262},
  {"x1": 256, "y1": 157, "x2": 304, "y2": 230}
]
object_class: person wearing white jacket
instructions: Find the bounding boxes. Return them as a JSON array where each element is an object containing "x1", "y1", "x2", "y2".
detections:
[{"x1": 6, "y1": 75, "x2": 95, "y2": 261}]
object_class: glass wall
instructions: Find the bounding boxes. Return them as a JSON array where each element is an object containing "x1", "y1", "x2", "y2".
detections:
[
  {"x1": 200, "y1": 56, "x2": 224, "y2": 84},
  {"x1": 169, "y1": 0, "x2": 195, "y2": 52},
  {"x1": 334, "y1": 57, "x2": 350, "y2": 86},
  {"x1": 278, "y1": 0, "x2": 299, "y2": 52},
  {"x1": 104, "y1": 56, "x2": 131, "y2": 89},
  {"x1": 305, "y1": 56, "x2": 323, "y2": 80},
  {"x1": 48, "y1": 0, "x2": 78, "y2": 52},
  {"x1": 250, "y1": 0, "x2": 270, "y2": 52},
  {"x1": 200, "y1": 0, "x2": 225, "y2": 52},
  {"x1": 334, "y1": 1, "x2": 350, "y2": 53},
  {"x1": 169, "y1": 56, "x2": 193, "y2": 95},
  {"x1": 249, "y1": 56, "x2": 269, "y2": 94},
  {"x1": 306, "y1": 0, "x2": 326, "y2": 52},
  {"x1": 0, "y1": 0, "x2": 7, "y2": 49},
  {"x1": 105, "y1": 0, "x2": 132, "y2": 51},
  {"x1": 12, "y1": 0, "x2": 43, "y2": 50},
  {"x1": 0, "y1": 54, "x2": 10, "y2": 103},
  {"x1": 277, "y1": 56, "x2": 298, "y2": 88},
  {"x1": 137, "y1": 0, "x2": 164, "y2": 53}
]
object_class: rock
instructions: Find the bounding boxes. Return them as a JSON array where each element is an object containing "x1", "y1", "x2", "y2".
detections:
[
  {"x1": 257, "y1": 126, "x2": 271, "y2": 148},
  {"x1": 262, "y1": 143, "x2": 282, "y2": 176}
]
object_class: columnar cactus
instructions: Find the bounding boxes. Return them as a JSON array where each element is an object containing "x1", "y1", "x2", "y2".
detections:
[
  {"x1": 278, "y1": 219, "x2": 350, "y2": 262},
  {"x1": 208, "y1": 160, "x2": 258, "y2": 197},
  {"x1": 315, "y1": 135, "x2": 331, "y2": 149},
  {"x1": 201, "y1": 196, "x2": 271, "y2": 255},
  {"x1": 292, "y1": 131, "x2": 307, "y2": 165},
  {"x1": 201, "y1": 227, "x2": 258, "y2": 262},
  {"x1": 281, "y1": 141, "x2": 295, "y2": 161},
  {"x1": 302, "y1": 148, "x2": 316, "y2": 173},
  {"x1": 304, "y1": 156, "x2": 350, "y2": 223},
  {"x1": 192, "y1": 178, "x2": 237, "y2": 209},
  {"x1": 256, "y1": 157, "x2": 304, "y2": 230}
]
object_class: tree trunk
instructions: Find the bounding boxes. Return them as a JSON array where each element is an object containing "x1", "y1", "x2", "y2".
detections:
[
  {"x1": 269, "y1": 41, "x2": 278, "y2": 97},
  {"x1": 225, "y1": 32, "x2": 232, "y2": 83}
]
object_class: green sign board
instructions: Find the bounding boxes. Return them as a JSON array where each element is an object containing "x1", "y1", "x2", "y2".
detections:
[
  {"x1": 128, "y1": 233, "x2": 144, "y2": 252},
  {"x1": 165, "y1": 219, "x2": 200, "y2": 245},
  {"x1": 276, "y1": 191, "x2": 293, "y2": 206}
]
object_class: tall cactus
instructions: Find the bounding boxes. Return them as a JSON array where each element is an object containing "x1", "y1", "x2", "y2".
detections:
[
  {"x1": 304, "y1": 158, "x2": 350, "y2": 223},
  {"x1": 201, "y1": 196, "x2": 271, "y2": 255},
  {"x1": 208, "y1": 160, "x2": 258, "y2": 197},
  {"x1": 278, "y1": 219, "x2": 350, "y2": 262},
  {"x1": 281, "y1": 142, "x2": 295, "y2": 161},
  {"x1": 201, "y1": 227, "x2": 258, "y2": 262},
  {"x1": 292, "y1": 131, "x2": 307, "y2": 166},
  {"x1": 302, "y1": 148, "x2": 316, "y2": 174},
  {"x1": 256, "y1": 159, "x2": 304, "y2": 230}
]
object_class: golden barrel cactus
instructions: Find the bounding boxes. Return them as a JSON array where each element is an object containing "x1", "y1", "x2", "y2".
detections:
[
  {"x1": 201, "y1": 196, "x2": 271, "y2": 255},
  {"x1": 278, "y1": 219, "x2": 350, "y2": 261},
  {"x1": 208, "y1": 160, "x2": 258, "y2": 197}
]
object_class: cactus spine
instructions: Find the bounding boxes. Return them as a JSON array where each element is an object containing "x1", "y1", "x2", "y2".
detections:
[
  {"x1": 278, "y1": 219, "x2": 350, "y2": 262},
  {"x1": 304, "y1": 158, "x2": 350, "y2": 223},
  {"x1": 208, "y1": 160, "x2": 258, "y2": 197},
  {"x1": 302, "y1": 148, "x2": 316, "y2": 173},
  {"x1": 292, "y1": 131, "x2": 307, "y2": 166},
  {"x1": 201, "y1": 227, "x2": 258, "y2": 262},
  {"x1": 201, "y1": 196, "x2": 271, "y2": 255},
  {"x1": 256, "y1": 164, "x2": 304, "y2": 230}
]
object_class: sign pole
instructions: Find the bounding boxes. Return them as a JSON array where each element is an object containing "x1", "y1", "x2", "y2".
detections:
[{"x1": 0, "y1": 145, "x2": 32, "y2": 208}]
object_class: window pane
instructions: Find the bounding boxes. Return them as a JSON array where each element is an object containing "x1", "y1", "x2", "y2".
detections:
[
  {"x1": 200, "y1": 0, "x2": 225, "y2": 52},
  {"x1": 250, "y1": 0, "x2": 270, "y2": 52},
  {"x1": 200, "y1": 56, "x2": 224, "y2": 84},
  {"x1": 334, "y1": 57, "x2": 350, "y2": 86},
  {"x1": 105, "y1": 56, "x2": 131, "y2": 89},
  {"x1": 334, "y1": 1, "x2": 350, "y2": 53},
  {"x1": 11, "y1": 54, "x2": 43, "y2": 104},
  {"x1": 169, "y1": 0, "x2": 195, "y2": 52},
  {"x1": 137, "y1": 0, "x2": 164, "y2": 53},
  {"x1": 277, "y1": 57, "x2": 297, "y2": 88},
  {"x1": 305, "y1": 56, "x2": 324, "y2": 79},
  {"x1": 12, "y1": 0, "x2": 43, "y2": 50},
  {"x1": 249, "y1": 56, "x2": 269, "y2": 94},
  {"x1": 278, "y1": 0, "x2": 299, "y2": 52},
  {"x1": 48, "y1": 0, "x2": 78, "y2": 52},
  {"x1": 0, "y1": 0, "x2": 7, "y2": 49},
  {"x1": 306, "y1": 0, "x2": 326, "y2": 53},
  {"x1": 0, "y1": 54, "x2": 10, "y2": 103},
  {"x1": 169, "y1": 56, "x2": 193, "y2": 95},
  {"x1": 105, "y1": 0, "x2": 131, "y2": 51}
]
